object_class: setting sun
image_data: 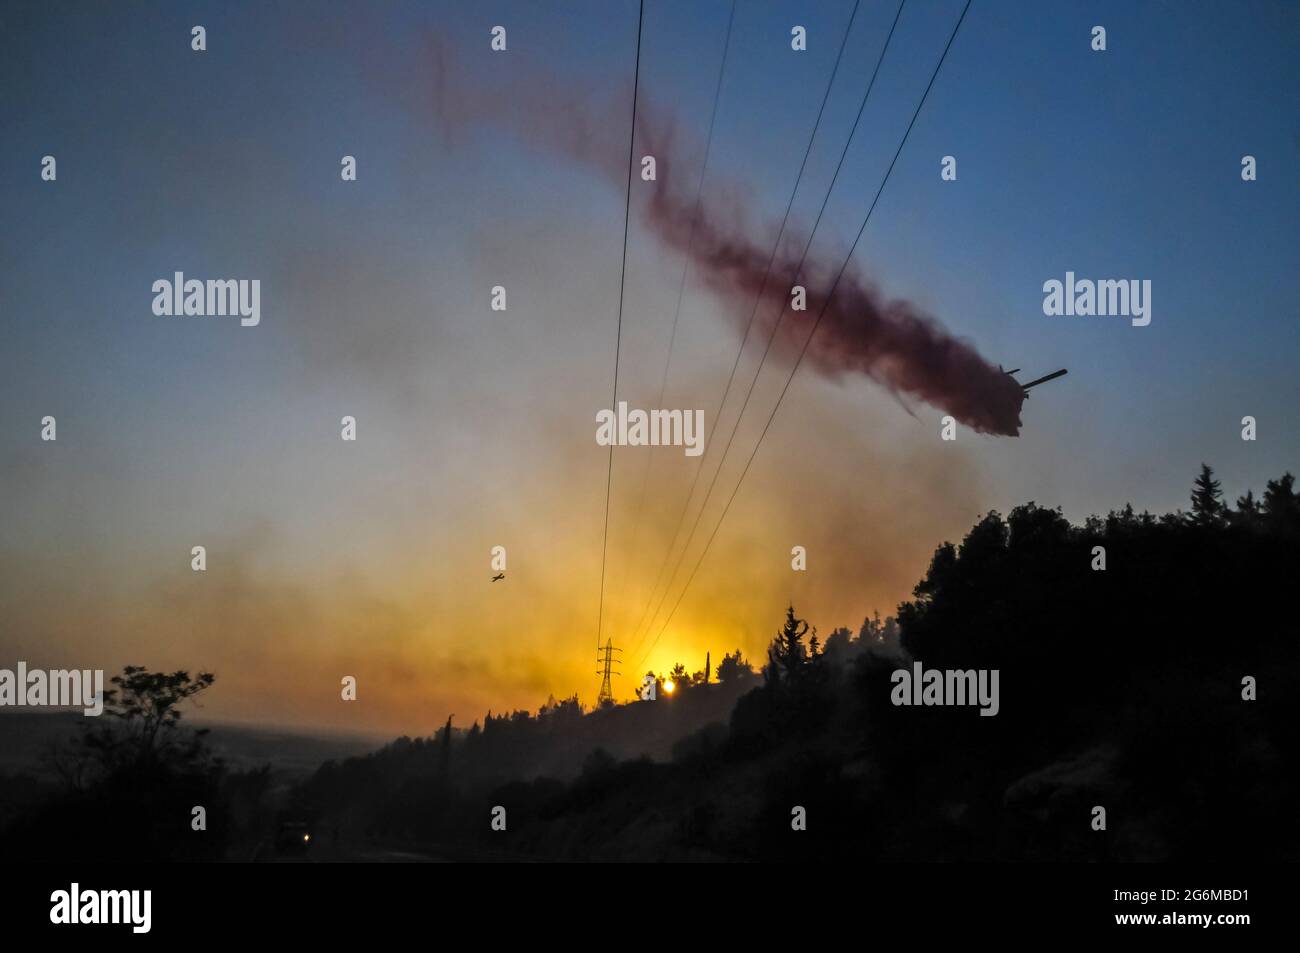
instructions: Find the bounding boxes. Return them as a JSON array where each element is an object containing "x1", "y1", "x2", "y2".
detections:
[{"x1": 662, "y1": 679, "x2": 675, "y2": 695}]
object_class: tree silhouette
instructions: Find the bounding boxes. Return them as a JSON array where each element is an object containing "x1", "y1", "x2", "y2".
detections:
[
  {"x1": 76, "y1": 666, "x2": 216, "y2": 773},
  {"x1": 1263, "y1": 472, "x2": 1299, "y2": 534},
  {"x1": 12, "y1": 666, "x2": 228, "y2": 862},
  {"x1": 1232, "y1": 489, "x2": 1262, "y2": 528},
  {"x1": 767, "y1": 605, "x2": 809, "y2": 683},
  {"x1": 438, "y1": 714, "x2": 453, "y2": 781},
  {"x1": 715, "y1": 650, "x2": 754, "y2": 683},
  {"x1": 1190, "y1": 463, "x2": 1226, "y2": 526},
  {"x1": 668, "y1": 662, "x2": 690, "y2": 691}
]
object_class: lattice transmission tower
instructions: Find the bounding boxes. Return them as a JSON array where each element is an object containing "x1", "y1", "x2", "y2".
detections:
[{"x1": 596, "y1": 639, "x2": 622, "y2": 705}]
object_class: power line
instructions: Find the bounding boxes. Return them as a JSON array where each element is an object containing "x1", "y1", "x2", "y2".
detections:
[
  {"x1": 624, "y1": 0, "x2": 867, "y2": 661},
  {"x1": 635, "y1": 0, "x2": 974, "y2": 674},
  {"x1": 615, "y1": 0, "x2": 738, "y2": 645},
  {"x1": 629, "y1": 0, "x2": 901, "y2": 660},
  {"x1": 595, "y1": 0, "x2": 645, "y2": 653}
]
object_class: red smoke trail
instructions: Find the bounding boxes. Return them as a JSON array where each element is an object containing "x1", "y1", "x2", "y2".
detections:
[{"x1": 429, "y1": 45, "x2": 1026, "y2": 436}]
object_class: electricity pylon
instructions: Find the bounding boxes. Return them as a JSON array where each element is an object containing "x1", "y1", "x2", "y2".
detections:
[{"x1": 596, "y1": 639, "x2": 622, "y2": 706}]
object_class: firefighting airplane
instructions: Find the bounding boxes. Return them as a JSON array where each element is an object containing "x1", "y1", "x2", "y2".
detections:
[{"x1": 1002, "y1": 366, "x2": 1068, "y2": 397}]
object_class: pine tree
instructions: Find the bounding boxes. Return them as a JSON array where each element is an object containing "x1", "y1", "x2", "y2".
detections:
[
  {"x1": 1190, "y1": 463, "x2": 1225, "y2": 527},
  {"x1": 437, "y1": 714, "x2": 453, "y2": 781},
  {"x1": 1262, "y1": 473, "x2": 1298, "y2": 531},
  {"x1": 768, "y1": 605, "x2": 809, "y2": 682},
  {"x1": 1230, "y1": 489, "x2": 1262, "y2": 528}
]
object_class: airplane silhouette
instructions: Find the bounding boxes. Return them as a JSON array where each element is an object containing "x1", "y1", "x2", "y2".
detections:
[
  {"x1": 491, "y1": 573, "x2": 505, "y2": 582},
  {"x1": 1001, "y1": 365, "x2": 1068, "y2": 398}
]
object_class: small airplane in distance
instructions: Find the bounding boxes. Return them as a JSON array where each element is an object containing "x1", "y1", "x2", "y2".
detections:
[
  {"x1": 1001, "y1": 365, "x2": 1068, "y2": 398},
  {"x1": 491, "y1": 573, "x2": 505, "y2": 582}
]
